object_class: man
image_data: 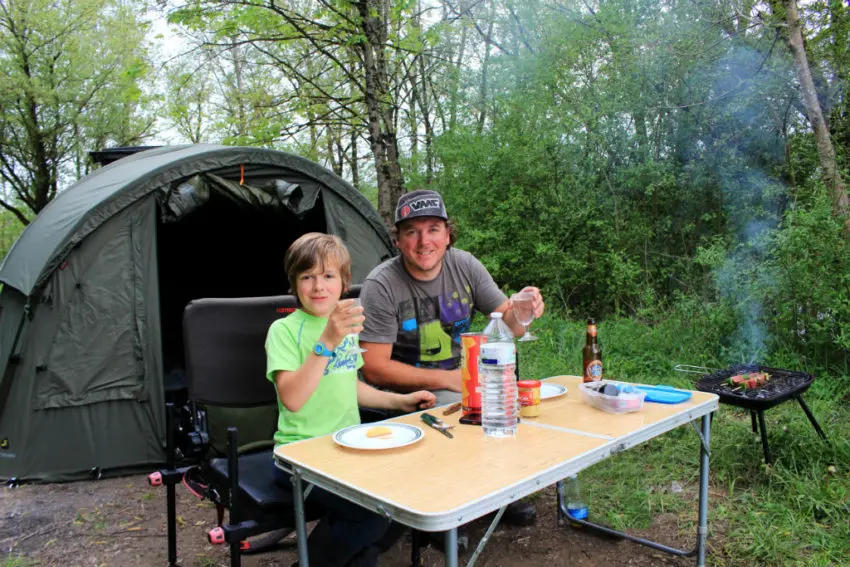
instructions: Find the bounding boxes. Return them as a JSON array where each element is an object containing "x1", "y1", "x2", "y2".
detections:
[{"x1": 359, "y1": 189, "x2": 545, "y2": 527}]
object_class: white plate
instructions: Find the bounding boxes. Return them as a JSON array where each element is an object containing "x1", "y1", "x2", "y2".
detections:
[
  {"x1": 333, "y1": 423, "x2": 424, "y2": 450},
  {"x1": 540, "y1": 382, "x2": 568, "y2": 400}
]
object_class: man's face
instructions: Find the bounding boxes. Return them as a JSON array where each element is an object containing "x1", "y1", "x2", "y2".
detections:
[{"x1": 395, "y1": 217, "x2": 451, "y2": 281}]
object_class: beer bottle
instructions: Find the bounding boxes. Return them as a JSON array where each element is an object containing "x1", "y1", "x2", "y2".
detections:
[{"x1": 582, "y1": 318, "x2": 603, "y2": 382}]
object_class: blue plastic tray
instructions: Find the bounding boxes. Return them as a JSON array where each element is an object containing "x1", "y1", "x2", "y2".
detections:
[{"x1": 634, "y1": 385, "x2": 692, "y2": 404}]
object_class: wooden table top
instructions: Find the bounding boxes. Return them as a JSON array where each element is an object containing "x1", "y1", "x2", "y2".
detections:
[
  {"x1": 531, "y1": 375, "x2": 719, "y2": 438},
  {"x1": 274, "y1": 375, "x2": 718, "y2": 531}
]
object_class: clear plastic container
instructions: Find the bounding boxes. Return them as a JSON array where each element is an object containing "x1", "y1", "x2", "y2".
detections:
[
  {"x1": 480, "y1": 312, "x2": 517, "y2": 438},
  {"x1": 481, "y1": 363, "x2": 518, "y2": 437},
  {"x1": 579, "y1": 380, "x2": 646, "y2": 413},
  {"x1": 562, "y1": 474, "x2": 588, "y2": 520}
]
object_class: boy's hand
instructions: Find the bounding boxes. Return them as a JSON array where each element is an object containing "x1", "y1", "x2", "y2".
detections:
[
  {"x1": 396, "y1": 391, "x2": 436, "y2": 413},
  {"x1": 320, "y1": 299, "x2": 364, "y2": 349}
]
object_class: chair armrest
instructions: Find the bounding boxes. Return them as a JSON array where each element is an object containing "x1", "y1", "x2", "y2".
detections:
[{"x1": 237, "y1": 439, "x2": 275, "y2": 455}]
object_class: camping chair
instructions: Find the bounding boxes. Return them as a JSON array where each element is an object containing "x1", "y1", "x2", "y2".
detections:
[
  {"x1": 152, "y1": 293, "x2": 323, "y2": 567},
  {"x1": 150, "y1": 287, "x2": 372, "y2": 567}
]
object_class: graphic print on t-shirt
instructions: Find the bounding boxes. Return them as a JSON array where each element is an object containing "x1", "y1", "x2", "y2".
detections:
[
  {"x1": 395, "y1": 287, "x2": 473, "y2": 369},
  {"x1": 324, "y1": 335, "x2": 359, "y2": 375}
]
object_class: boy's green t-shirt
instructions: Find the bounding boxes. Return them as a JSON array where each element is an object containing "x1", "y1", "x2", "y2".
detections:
[{"x1": 265, "y1": 308, "x2": 363, "y2": 447}]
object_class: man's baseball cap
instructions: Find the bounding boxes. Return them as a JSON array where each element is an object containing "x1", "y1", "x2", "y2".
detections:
[{"x1": 394, "y1": 190, "x2": 448, "y2": 224}]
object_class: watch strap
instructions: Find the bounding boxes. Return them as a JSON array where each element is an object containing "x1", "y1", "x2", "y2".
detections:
[{"x1": 313, "y1": 342, "x2": 335, "y2": 358}]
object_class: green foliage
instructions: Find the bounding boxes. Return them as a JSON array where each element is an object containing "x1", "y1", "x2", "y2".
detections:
[
  {"x1": 0, "y1": 0, "x2": 154, "y2": 220},
  {"x1": 0, "y1": 212, "x2": 26, "y2": 261},
  {"x1": 766, "y1": 186, "x2": 850, "y2": 366},
  {"x1": 425, "y1": 0, "x2": 850, "y2": 374}
]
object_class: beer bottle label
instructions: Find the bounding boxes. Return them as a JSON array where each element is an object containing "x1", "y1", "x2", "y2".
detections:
[{"x1": 584, "y1": 360, "x2": 603, "y2": 381}]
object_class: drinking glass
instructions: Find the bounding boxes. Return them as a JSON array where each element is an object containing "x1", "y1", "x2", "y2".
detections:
[
  {"x1": 347, "y1": 298, "x2": 367, "y2": 353},
  {"x1": 511, "y1": 291, "x2": 537, "y2": 342}
]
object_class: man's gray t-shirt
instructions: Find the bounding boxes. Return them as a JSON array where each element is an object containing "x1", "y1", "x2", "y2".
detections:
[{"x1": 359, "y1": 248, "x2": 507, "y2": 371}]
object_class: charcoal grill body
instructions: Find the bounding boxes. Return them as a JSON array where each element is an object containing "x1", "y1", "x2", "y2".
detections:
[{"x1": 696, "y1": 364, "x2": 826, "y2": 464}]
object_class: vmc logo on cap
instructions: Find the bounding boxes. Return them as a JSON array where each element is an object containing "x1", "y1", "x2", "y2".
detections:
[{"x1": 405, "y1": 198, "x2": 440, "y2": 215}]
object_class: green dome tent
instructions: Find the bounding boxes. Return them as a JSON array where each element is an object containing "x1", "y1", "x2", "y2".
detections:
[{"x1": 0, "y1": 145, "x2": 394, "y2": 482}]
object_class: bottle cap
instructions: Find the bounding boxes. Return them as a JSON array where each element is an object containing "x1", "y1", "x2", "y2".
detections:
[
  {"x1": 491, "y1": 312, "x2": 503, "y2": 319},
  {"x1": 587, "y1": 318, "x2": 596, "y2": 325}
]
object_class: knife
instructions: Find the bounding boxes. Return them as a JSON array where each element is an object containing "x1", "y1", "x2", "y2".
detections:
[{"x1": 420, "y1": 412, "x2": 454, "y2": 439}]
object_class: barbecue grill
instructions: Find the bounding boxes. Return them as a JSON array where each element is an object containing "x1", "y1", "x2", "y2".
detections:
[{"x1": 695, "y1": 364, "x2": 826, "y2": 464}]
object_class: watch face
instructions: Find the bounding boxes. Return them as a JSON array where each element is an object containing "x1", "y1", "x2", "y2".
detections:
[{"x1": 314, "y1": 343, "x2": 332, "y2": 357}]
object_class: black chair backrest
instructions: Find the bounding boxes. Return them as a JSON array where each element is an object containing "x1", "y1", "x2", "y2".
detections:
[
  {"x1": 347, "y1": 284, "x2": 361, "y2": 299},
  {"x1": 183, "y1": 295, "x2": 298, "y2": 407}
]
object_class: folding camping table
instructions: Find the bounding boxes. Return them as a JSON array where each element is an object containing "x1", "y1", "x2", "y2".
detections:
[{"x1": 274, "y1": 375, "x2": 719, "y2": 567}]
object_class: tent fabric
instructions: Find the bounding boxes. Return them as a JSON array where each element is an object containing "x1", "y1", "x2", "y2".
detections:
[
  {"x1": 0, "y1": 287, "x2": 27, "y2": 390},
  {"x1": 35, "y1": 198, "x2": 157, "y2": 410},
  {"x1": 0, "y1": 144, "x2": 390, "y2": 296},
  {"x1": 0, "y1": 145, "x2": 394, "y2": 482}
]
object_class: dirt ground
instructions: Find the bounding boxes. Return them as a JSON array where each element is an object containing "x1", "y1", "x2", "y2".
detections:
[{"x1": 0, "y1": 473, "x2": 702, "y2": 567}]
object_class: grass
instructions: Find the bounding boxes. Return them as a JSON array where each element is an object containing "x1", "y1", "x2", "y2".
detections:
[
  {"x1": 1, "y1": 556, "x2": 35, "y2": 567},
  {"x1": 519, "y1": 312, "x2": 850, "y2": 566}
]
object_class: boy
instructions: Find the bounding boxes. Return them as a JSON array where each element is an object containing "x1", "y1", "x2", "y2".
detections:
[{"x1": 266, "y1": 232, "x2": 435, "y2": 567}]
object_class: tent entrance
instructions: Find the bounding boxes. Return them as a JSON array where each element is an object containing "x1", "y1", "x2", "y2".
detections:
[{"x1": 156, "y1": 188, "x2": 326, "y2": 383}]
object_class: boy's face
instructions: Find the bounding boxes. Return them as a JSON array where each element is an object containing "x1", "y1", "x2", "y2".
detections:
[{"x1": 296, "y1": 261, "x2": 343, "y2": 318}]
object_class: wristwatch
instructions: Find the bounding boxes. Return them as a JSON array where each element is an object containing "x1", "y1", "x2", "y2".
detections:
[{"x1": 313, "y1": 342, "x2": 336, "y2": 358}]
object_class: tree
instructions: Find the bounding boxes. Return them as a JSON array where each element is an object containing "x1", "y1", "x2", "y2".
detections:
[
  {"x1": 162, "y1": 48, "x2": 222, "y2": 144},
  {"x1": 0, "y1": 0, "x2": 154, "y2": 225},
  {"x1": 779, "y1": 0, "x2": 849, "y2": 225},
  {"x1": 170, "y1": 0, "x2": 441, "y2": 225}
]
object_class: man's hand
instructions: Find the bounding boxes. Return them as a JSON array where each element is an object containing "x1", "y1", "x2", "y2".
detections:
[
  {"x1": 442, "y1": 369, "x2": 463, "y2": 392},
  {"x1": 320, "y1": 299, "x2": 364, "y2": 349},
  {"x1": 518, "y1": 286, "x2": 545, "y2": 319},
  {"x1": 395, "y1": 390, "x2": 437, "y2": 413}
]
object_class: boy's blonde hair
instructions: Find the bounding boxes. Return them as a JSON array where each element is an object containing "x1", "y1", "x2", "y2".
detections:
[{"x1": 284, "y1": 232, "x2": 352, "y2": 295}]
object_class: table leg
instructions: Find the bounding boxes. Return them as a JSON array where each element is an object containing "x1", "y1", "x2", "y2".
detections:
[
  {"x1": 696, "y1": 413, "x2": 711, "y2": 567},
  {"x1": 444, "y1": 527, "x2": 458, "y2": 567},
  {"x1": 411, "y1": 530, "x2": 423, "y2": 566},
  {"x1": 291, "y1": 470, "x2": 309, "y2": 567},
  {"x1": 556, "y1": 481, "x2": 566, "y2": 526},
  {"x1": 467, "y1": 506, "x2": 506, "y2": 567},
  {"x1": 560, "y1": 413, "x2": 715, "y2": 565}
]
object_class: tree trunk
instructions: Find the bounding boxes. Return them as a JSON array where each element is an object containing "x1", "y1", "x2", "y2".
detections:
[
  {"x1": 449, "y1": 11, "x2": 467, "y2": 131},
  {"x1": 356, "y1": 0, "x2": 406, "y2": 226},
  {"x1": 783, "y1": 0, "x2": 850, "y2": 226},
  {"x1": 350, "y1": 129, "x2": 360, "y2": 189},
  {"x1": 477, "y1": 1, "x2": 496, "y2": 134},
  {"x1": 418, "y1": 54, "x2": 435, "y2": 184},
  {"x1": 231, "y1": 42, "x2": 248, "y2": 138}
]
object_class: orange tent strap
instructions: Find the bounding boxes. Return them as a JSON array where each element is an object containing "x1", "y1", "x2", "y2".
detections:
[{"x1": 240, "y1": 164, "x2": 245, "y2": 185}]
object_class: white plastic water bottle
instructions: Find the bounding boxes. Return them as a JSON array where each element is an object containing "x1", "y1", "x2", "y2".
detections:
[
  {"x1": 480, "y1": 312, "x2": 517, "y2": 438},
  {"x1": 563, "y1": 474, "x2": 588, "y2": 521}
]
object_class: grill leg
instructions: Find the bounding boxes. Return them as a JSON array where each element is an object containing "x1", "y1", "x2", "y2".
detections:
[
  {"x1": 750, "y1": 411, "x2": 758, "y2": 434},
  {"x1": 756, "y1": 411, "x2": 772, "y2": 465},
  {"x1": 795, "y1": 396, "x2": 827, "y2": 440}
]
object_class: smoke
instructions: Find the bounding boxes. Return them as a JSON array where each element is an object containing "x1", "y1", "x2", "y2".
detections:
[
  {"x1": 700, "y1": 45, "x2": 791, "y2": 363},
  {"x1": 714, "y1": 216, "x2": 776, "y2": 363}
]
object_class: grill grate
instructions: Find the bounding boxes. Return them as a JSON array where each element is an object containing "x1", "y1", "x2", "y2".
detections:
[{"x1": 695, "y1": 364, "x2": 813, "y2": 411}]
